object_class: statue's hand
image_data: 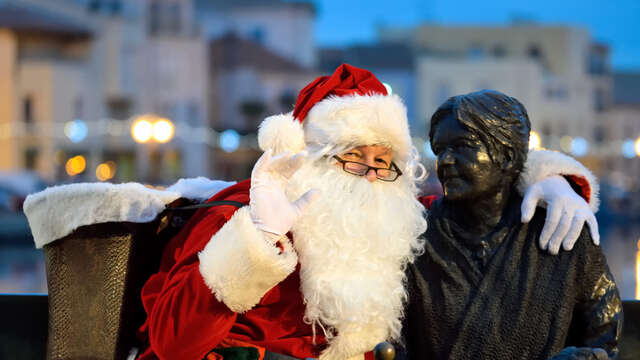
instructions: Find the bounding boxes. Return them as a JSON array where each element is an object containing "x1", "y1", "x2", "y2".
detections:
[
  {"x1": 249, "y1": 149, "x2": 320, "y2": 240},
  {"x1": 548, "y1": 346, "x2": 609, "y2": 360},
  {"x1": 521, "y1": 175, "x2": 599, "y2": 255}
]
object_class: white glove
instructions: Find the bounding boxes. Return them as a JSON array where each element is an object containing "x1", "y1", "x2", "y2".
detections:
[
  {"x1": 521, "y1": 175, "x2": 599, "y2": 255},
  {"x1": 249, "y1": 149, "x2": 320, "y2": 240}
]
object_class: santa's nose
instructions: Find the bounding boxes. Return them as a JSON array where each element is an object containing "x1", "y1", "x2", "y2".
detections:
[{"x1": 365, "y1": 168, "x2": 377, "y2": 182}]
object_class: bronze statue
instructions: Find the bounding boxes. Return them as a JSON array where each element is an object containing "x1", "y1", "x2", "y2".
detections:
[{"x1": 403, "y1": 90, "x2": 622, "y2": 360}]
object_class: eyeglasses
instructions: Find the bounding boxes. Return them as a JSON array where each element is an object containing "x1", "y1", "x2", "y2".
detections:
[{"x1": 333, "y1": 156, "x2": 403, "y2": 182}]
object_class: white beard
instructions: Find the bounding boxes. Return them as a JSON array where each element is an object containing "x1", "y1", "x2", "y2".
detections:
[{"x1": 285, "y1": 160, "x2": 427, "y2": 359}]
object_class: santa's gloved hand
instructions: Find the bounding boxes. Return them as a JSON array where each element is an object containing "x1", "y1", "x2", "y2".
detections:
[
  {"x1": 521, "y1": 175, "x2": 599, "y2": 255},
  {"x1": 548, "y1": 346, "x2": 609, "y2": 360},
  {"x1": 250, "y1": 149, "x2": 320, "y2": 241}
]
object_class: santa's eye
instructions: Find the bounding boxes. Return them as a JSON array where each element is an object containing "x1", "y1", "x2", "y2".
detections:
[{"x1": 376, "y1": 158, "x2": 389, "y2": 166}]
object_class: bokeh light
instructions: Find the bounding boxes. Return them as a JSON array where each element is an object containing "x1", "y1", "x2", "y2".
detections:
[
  {"x1": 636, "y1": 137, "x2": 640, "y2": 157},
  {"x1": 529, "y1": 131, "x2": 541, "y2": 150},
  {"x1": 570, "y1": 137, "x2": 588, "y2": 157},
  {"x1": 131, "y1": 117, "x2": 154, "y2": 143},
  {"x1": 152, "y1": 118, "x2": 175, "y2": 143},
  {"x1": 95, "y1": 161, "x2": 116, "y2": 181},
  {"x1": 219, "y1": 129, "x2": 240, "y2": 152},
  {"x1": 622, "y1": 139, "x2": 636, "y2": 159},
  {"x1": 560, "y1": 136, "x2": 573, "y2": 153},
  {"x1": 64, "y1": 120, "x2": 88, "y2": 143},
  {"x1": 65, "y1": 155, "x2": 86, "y2": 176}
]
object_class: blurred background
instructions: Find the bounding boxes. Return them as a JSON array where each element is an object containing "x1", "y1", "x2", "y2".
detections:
[{"x1": 0, "y1": 0, "x2": 638, "y2": 300}]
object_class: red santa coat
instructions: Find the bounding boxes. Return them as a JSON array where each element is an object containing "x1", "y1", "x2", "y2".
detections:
[
  {"x1": 138, "y1": 150, "x2": 597, "y2": 360},
  {"x1": 138, "y1": 179, "x2": 326, "y2": 360}
]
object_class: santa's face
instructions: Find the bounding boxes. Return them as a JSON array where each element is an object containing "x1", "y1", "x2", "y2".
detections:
[
  {"x1": 284, "y1": 150, "x2": 426, "y2": 358},
  {"x1": 334, "y1": 146, "x2": 396, "y2": 183}
]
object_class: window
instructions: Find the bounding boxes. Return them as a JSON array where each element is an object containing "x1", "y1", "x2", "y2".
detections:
[
  {"x1": 594, "y1": 88, "x2": 606, "y2": 112},
  {"x1": 186, "y1": 102, "x2": 200, "y2": 126},
  {"x1": 278, "y1": 90, "x2": 296, "y2": 111},
  {"x1": 250, "y1": 27, "x2": 266, "y2": 44},
  {"x1": 74, "y1": 97, "x2": 84, "y2": 120},
  {"x1": 527, "y1": 44, "x2": 542, "y2": 59},
  {"x1": 467, "y1": 44, "x2": 485, "y2": 60},
  {"x1": 23, "y1": 96, "x2": 33, "y2": 124},
  {"x1": 593, "y1": 126, "x2": 605, "y2": 143},
  {"x1": 24, "y1": 147, "x2": 39, "y2": 170},
  {"x1": 149, "y1": 1, "x2": 181, "y2": 36},
  {"x1": 492, "y1": 45, "x2": 506, "y2": 57},
  {"x1": 107, "y1": 97, "x2": 132, "y2": 120}
]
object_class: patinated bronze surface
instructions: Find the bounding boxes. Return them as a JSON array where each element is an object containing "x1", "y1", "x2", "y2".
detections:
[{"x1": 403, "y1": 90, "x2": 622, "y2": 360}]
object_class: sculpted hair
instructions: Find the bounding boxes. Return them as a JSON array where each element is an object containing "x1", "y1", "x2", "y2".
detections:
[{"x1": 429, "y1": 89, "x2": 531, "y2": 174}]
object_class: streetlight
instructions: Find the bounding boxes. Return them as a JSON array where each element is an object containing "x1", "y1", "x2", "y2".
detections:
[
  {"x1": 65, "y1": 155, "x2": 86, "y2": 176},
  {"x1": 529, "y1": 131, "x2": 541, "y2": 150},
  {"x1": 131, "y1": 116, "x2": 154, "y2": 143},
  {"x1": 96, "y1": 161, "x2": 116, "y2": 181},
  {"x1": 152, "y1": 118, "x2": 175, "y2": 143},
  {"x1": 131, "y1": 114, "x2": 174, "y2": 144}
]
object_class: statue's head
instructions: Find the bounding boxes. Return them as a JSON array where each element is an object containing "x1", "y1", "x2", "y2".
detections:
[{"x1": 429, "y1": 90, "x2": 531, "y2": 201}]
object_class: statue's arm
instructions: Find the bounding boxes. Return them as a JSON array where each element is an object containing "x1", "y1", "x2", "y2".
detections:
[{"x1": 560, "y1": 231, "x2": 623, "y2": 359}]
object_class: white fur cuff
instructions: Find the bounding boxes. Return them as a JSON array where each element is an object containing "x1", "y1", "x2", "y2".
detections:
[
  {"x1": 198, "y1": 207, "x2": 298, "y2": 313},
  {"x1": 518, "y1": 149, "x2": 599, "y2": 212}
]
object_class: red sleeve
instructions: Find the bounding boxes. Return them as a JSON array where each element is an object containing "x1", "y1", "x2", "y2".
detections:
[
  {"x1": 139, "y1": 181, "x2": 251, "y2": 360},
  {"x1": 564, "y1": 175, "x2": 592, "y2": 205},
  {"x1": 418, "y1": 194, "x2": 439, "y2": 210}
]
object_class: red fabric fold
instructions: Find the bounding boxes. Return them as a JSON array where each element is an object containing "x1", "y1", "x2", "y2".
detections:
[{"x1": 293, "y1": 63, "x2": 387, "y2": 122}]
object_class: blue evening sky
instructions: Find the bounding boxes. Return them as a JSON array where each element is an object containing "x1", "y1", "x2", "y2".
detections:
[{"x1": 312, "y1": 0, "x2": 640, "y2": 70}]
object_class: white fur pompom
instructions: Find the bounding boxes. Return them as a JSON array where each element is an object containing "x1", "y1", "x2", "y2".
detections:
[{"x1": 258, "y1": 113, "x2": 305, "y2": 155}]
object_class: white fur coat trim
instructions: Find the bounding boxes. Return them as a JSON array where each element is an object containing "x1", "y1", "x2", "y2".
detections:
[
  {"x1": 198, "y1": 206, "x2": 298, "y2": 313},
  {"x1": 518, "y1": 149, "x2": 599, "y2": 212},
  {"x1": 24, "y1": 178, "x2": 235, "y2": 248}
]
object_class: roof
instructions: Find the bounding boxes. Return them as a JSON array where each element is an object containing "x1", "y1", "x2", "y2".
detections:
[
  {"x1": 0, "y1": 3, "x2": 91, "y2": 37},
  {"x1": 196, "y1": 0, "x2": 315, "y2": 13},
  {"x1": 613, "y1": 72, "x2": 640, "y2": 105},
  {"x1": 210, "y1": 33, "x2": 311, "y2": 74},
  {"x1": 318, "y1": 43, "x2": 414, "y2": 73}
]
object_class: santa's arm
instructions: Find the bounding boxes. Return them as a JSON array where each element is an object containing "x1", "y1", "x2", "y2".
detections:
[
  {"x1": 517, "y1": 149, "x2": 598, "y2": 212},
  {"x1": 198, "y1": 206, "x2": 299, "y2": 312},
  {"x1": 144, "y1": 203, "x2": 297, "y2": 359},
  {"x1": 420, "y1": 149, "x2": 600, "y2": 253},
  {"x1": 517, "y1": 149, "x2": 600, "y2": 254}
]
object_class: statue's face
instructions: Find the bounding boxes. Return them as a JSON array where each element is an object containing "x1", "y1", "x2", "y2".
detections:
[{"x1": 431, "y1": 113, "x2": 504, "y2": 201}]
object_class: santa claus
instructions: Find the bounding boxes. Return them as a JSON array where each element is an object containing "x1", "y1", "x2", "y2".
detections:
[{"x1": 137, "y1": 64, "x2": 599, "y2": 360}]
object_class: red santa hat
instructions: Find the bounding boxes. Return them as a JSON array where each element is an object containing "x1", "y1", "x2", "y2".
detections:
[{"x1": 257, "y1": 63, "x2": 413, "y2": 167}]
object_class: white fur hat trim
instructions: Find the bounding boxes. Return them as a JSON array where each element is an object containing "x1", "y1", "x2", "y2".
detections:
[{"x1": 257, "y1": 94, "x2": 412, "y2": 165}]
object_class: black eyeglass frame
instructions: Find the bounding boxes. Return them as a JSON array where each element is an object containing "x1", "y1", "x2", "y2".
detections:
[{"x1": 332, "y1": 156, "x2": 403, "y2": 182}]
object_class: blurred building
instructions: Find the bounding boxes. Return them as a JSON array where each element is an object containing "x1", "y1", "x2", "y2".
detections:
[
  {"x1": 195, "y1": 0, "x2": 316, "y2": 68},
  {"x1": 318, "y1": 43, "x2": 419, "y2": 135},
  {"x1": 0, "y1": 0, "x2": 317, "y2": 184},
  {"x1": 379, "y1": 23, "x2": 612, "y2": 163},
  {"x1": 208, "y1": 33, "x2": 316, "y2": 179},
  {"x1": 0, "y1": 0, "x2": 209, "y2": 184},
  {"x1": 603, "y1": 72, "x2": 640, "y2": 213}
]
